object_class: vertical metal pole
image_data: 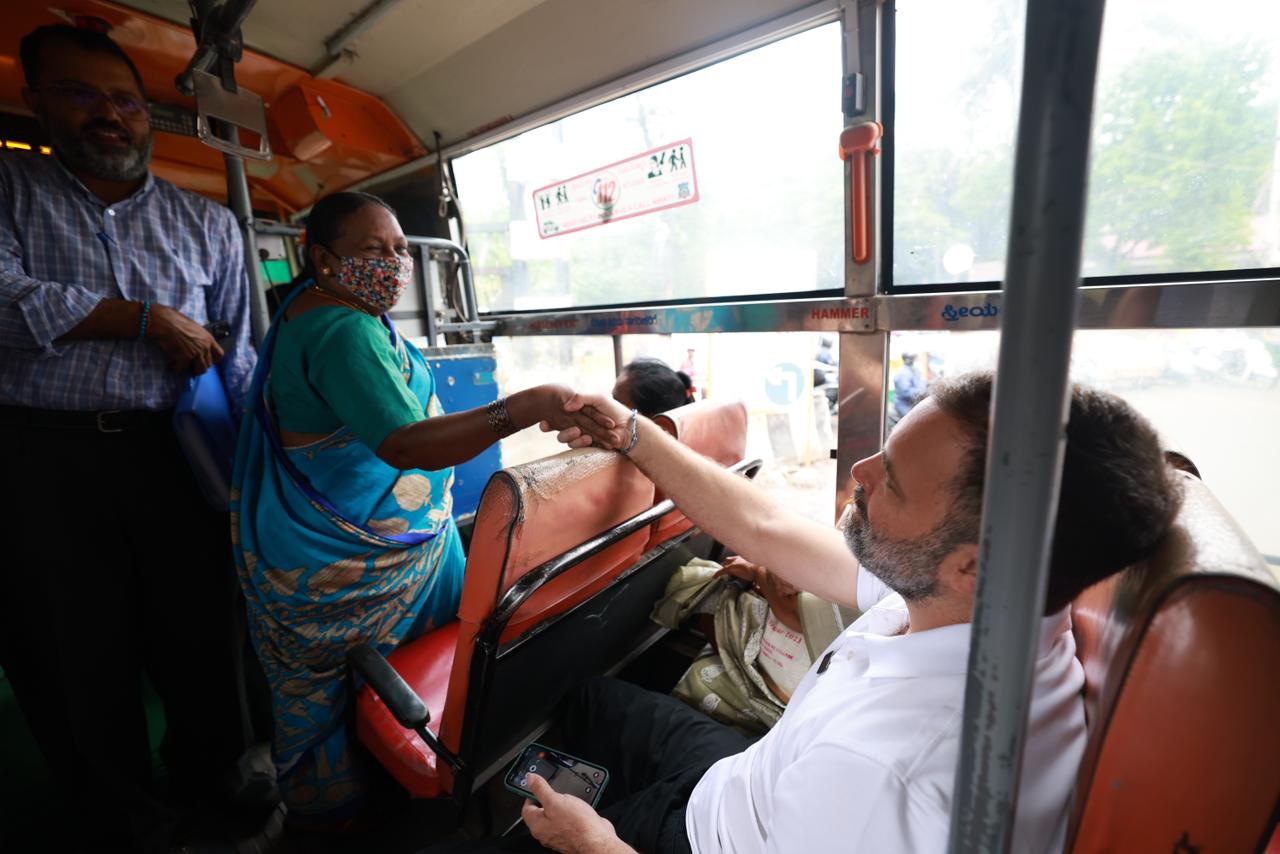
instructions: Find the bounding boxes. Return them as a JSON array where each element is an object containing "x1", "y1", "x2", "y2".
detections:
[
  {"x1": 612, "y1": 336, "x2": 625, "y2": 377},
  {"x1": 223, "y1": 150, "x2": 270, "y2": 347},
  {"x1": 947, "y1": 1, "x2": 1106, "y2": 851},
  {"x1": 834, "y1": 0, "x2": 885, "y2": 521},
  {"x1": 834, "y1": 331, "x2": 886, "y2": 520},
  {"x1": 842, "y1": 0, "x2": 879, "y2": 300},
  {"x1": 419, "y1": 245, "x2": 440, "y2": 348}
]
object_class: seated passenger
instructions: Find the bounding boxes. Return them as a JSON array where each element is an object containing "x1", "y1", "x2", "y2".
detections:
[
  {"x1": 480, "y1": 371, "x2": 1181, "y2": 853},
  {"x1": 231, "y1": 191, "x2": 608, "y2": 828},
  {"x1": 652, "y1": 555, "x2": 856, "y2": 733},
  {"x1": 612, "y1": 358, "x2": 694, "y2": 416}
]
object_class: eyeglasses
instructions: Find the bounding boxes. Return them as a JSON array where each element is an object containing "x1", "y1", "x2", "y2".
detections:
[{"x1": 39, "y1": 83, "x2": 147, "y2": 119}]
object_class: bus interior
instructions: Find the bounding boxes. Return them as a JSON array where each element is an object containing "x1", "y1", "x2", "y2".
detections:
[{"x1": 1, "y1": 0, "x2": 1278, "y2": 852}]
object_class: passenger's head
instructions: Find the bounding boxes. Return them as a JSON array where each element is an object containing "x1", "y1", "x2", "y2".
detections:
[
  {"x1": 613, "y1": 359, "x2": 694, "y2": 416},
  {"x1": 901, "y1": 352, "x2": 917, "y2": 367},
  {"x1": 841, "y1": 370, "x2": 1181, "y2": 617},
  {"x1": 304, "y1": 191, "x2": 413, "y2": 313},
  {"x1": 21, "y1": 25, "x2": 152, "y2": 183}
]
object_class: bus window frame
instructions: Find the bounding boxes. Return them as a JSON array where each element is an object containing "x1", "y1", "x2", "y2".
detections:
[{"x1": 878, "y1": 0, "x2": 1280, "y2": 295}]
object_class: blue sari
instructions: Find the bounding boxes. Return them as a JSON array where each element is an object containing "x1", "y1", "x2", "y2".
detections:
[{"x1": 230, "y1": 290, "x2": 465, "y2": 822}]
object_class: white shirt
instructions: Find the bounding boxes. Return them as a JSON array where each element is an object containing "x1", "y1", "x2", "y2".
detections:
[{"x1": 686, "y1": 569, "x2": 1086, "y2": 853}]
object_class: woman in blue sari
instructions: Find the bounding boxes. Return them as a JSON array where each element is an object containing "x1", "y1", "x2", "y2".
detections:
[{"x1": 231, "y1": 192, "x2": 612, "y2": 827}]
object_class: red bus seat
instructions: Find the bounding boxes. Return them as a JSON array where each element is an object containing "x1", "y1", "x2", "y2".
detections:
[
  {"x1": 355, "y1": 447, "x2": 655, "y2": 801},
  {"x1": 647, "y1": 399, "x2": 748, "y2": 550},
  {"x1": 1066, "y1": 471, "x2": 1280, "y2": 852}
]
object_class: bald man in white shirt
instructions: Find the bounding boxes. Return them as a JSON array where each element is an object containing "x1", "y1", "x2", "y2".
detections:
[{"x1": 442, "y1": 371, "x2": 1181, "y2": 854}]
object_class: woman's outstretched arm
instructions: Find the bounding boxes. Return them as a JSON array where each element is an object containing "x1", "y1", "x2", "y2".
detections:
[{"x1": 376, "y1": 383, "x2": 622, "y2": 472}]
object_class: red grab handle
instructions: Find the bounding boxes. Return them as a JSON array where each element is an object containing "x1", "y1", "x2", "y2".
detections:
[{"x1": 839, "y1": 122, "x2": 883, "y2": 265}]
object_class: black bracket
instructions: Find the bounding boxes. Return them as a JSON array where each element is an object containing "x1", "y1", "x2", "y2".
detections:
[
  {"x1": 348, "y1": 643, "x2": 467, "y2": 776},
  {"x1": 843, "y1": 72, "x2": 866, "y2": 118}
]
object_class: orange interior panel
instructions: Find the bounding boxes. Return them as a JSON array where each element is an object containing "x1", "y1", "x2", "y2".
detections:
[{"x1": 1, "y1": 1, "x2": 428, "y2": 213}]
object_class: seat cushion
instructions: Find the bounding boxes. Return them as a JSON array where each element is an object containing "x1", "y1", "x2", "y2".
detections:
[{"x1": 354, "y1": 621, "x2": 459, "y2": 799}]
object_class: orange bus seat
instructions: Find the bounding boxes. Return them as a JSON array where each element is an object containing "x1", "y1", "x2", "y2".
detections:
[
  {"x1": 1066, "y1": 471, "x2": 1280, "y2": 853},
  {"x1": 355, "y1": 448, "x2": 655, "y2": 801},
  {"x1": 647, "y1": 400, "x2": 748, "y2": 550}
]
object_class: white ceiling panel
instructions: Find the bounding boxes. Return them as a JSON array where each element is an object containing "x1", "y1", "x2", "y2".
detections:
[
  {"x1": 381, "y1": 0, "x2": 816, "y2": 143},
  {"x1": 117, "y1": 0, "x2": 819, "y2": 145}
]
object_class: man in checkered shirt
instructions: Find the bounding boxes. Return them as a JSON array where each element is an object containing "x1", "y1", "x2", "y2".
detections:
[{"x1": 0, "y1": 24, "x2": 259, "y2": 852}]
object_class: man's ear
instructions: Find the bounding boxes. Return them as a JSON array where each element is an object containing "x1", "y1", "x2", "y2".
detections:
[{"x1": 938, "y1": 542, "x2": 979, "y2": 601}]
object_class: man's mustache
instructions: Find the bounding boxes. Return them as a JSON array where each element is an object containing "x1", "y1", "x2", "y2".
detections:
[{"x1": 82, "y1": 119, "x2": 133, "y2": 140}]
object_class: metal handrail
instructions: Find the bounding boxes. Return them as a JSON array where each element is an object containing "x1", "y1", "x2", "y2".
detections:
[
  {"x1": 251, "y1": 221, "x2": 484, "y2": 342},
  {"x1": 947, "y1": 0, "x2": 1107, "y2": 851},
  {"x1": 484, "y1": 457, "x2": 763, "y2": 650}
]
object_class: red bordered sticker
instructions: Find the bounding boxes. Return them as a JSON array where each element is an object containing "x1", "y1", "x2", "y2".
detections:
[{"x1": 532, "y1": 139, "x2": 699, "y2": 239}]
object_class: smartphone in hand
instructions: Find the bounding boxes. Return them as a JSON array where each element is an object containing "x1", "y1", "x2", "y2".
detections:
[{"x1": 504, "y1": 742, "x2": 608, "y2": 808}]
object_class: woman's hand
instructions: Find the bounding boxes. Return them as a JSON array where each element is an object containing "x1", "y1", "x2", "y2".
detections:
[
  {"x1": 532, "y1": 385, "x2": 624, "y2": 449},
  {"x1": 547, "y1": 392, "x2": 634, "y2": 450}
]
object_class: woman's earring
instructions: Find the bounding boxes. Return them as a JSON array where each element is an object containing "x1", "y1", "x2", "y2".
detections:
[{"x1": 322, "y1": 267, "x2": 332, "y2": 275}]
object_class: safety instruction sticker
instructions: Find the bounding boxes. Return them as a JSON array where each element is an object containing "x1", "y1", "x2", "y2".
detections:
[{"x1": 532, "y1": 139, "x2": 699, "y2": 239}]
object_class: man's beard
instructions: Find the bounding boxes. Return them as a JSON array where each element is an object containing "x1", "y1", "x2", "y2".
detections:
[
  {"x1": 50, "y1": 119, "x2": 152, "y2": 183},
  {"x1": 840, "y1": 485, "x2": 975, "y2": 602}
]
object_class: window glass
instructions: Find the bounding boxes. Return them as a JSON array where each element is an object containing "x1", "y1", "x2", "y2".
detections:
[
  {"x1": 493, "y1": 335, "x2": 618, "y2": 465},
  {"x1": 893, "y1": 0, "x2": 1280, "y2": 286},
  {"x1": 887, "y1": 329, "x2": 1280, "y2": 568},
  {"x1": 496, "y1": 331, "x2": 839, "y2": 526},
  {"x1": 623, "y1": 332, "x2": 840, "y2": 525},
  {"x1": 454, "y1": 24, "x2": 843, "y2": 312}
]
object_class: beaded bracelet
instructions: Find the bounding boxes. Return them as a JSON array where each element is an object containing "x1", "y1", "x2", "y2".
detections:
[
  {"x1": 138, "y1": 300, "x2": 152, "y2": 339},
  {"x1": 618, "y1": 408, "x2": 640, "y2": 456},
  {"x1": 486, "y1": 397, "x2": 515, "y2": 436}
]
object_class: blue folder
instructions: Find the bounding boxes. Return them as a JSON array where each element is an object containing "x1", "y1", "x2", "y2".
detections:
[{"x1": 172, "y1": 367, "x2": 238, "y2": 512}]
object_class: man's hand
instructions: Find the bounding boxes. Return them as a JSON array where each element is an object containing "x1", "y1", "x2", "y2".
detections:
[
  {"x1": 522, "y1": 774, "x2": 634, "y2": 854},
  {"x1": 148, "y1": 304, "x2": 224, "y2": 375},
  {"x1": 717, "y1": 556, "x2": 803, "y2": 633}
]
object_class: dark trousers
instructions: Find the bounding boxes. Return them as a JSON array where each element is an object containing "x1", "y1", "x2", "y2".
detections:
[
  {"x1": 0, "y1": 414, "x2": 248, "y2": 852},
  {"x1": 437, "y1": 677, "x2": 753, "y2": 854}
]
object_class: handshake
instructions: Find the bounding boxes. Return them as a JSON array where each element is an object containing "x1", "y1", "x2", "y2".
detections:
[{"x1": 536, "y1": 388, "x2": 638, "y2": 453}]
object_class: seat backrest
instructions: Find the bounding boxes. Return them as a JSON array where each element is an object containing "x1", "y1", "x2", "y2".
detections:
[
  {"x1": 438, "y1": 448, "x2": 655, "y2": 771},
  {"x1": 1067, "y1": 472, "x2": 1280, "y2": 853},
  {"x1": 648, "y1": 399, "x2": 748, "y2": 548}
]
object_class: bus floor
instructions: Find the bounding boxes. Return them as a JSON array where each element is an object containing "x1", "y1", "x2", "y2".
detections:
[{"x1": 0, "y1": 626, "x2": 706, "y2": 854}]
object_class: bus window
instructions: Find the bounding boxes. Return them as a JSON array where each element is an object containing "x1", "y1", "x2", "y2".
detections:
[
  {"x1": 892, "y1": 0, "x2": 1280, "y2": 287},
  {"x1": 453, "y1": 23, "x2": 843, "y2": 312},
  {"x1": 887, "y1": 329, "x2": 1280, "y2": 569},
  {"x1": 495, "y1": 330, "x2": 838, "y2": 525},
  {"x1": 494, "y1": 335, "x2": 618, "y2": 465},
  {"x1": 626, "y1": 331, "x2": 839, "y2": 525}
]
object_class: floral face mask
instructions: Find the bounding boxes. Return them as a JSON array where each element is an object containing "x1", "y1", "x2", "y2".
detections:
[{"x1": 333, "y1": 254, "x2": 414, "y2": 312}]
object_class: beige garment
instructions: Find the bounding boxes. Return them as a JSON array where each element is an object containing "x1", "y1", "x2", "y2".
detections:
[{"x1": 651, "y1": 559, "x2": 860, "y2": 734}]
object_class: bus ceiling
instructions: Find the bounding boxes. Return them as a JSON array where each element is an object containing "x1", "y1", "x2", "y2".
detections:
[{"x1": 2, "y1": 0, "x2": 820, "y2": 211}]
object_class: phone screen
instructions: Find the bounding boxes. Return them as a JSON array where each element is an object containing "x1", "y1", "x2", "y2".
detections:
[{"x1": 504, "y1": 743, "x2": 608, "y2": 807}]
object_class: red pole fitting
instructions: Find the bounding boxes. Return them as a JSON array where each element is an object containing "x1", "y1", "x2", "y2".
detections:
[{"x1": 839, "y1": 121, "x2": 883, "y2": 265}]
